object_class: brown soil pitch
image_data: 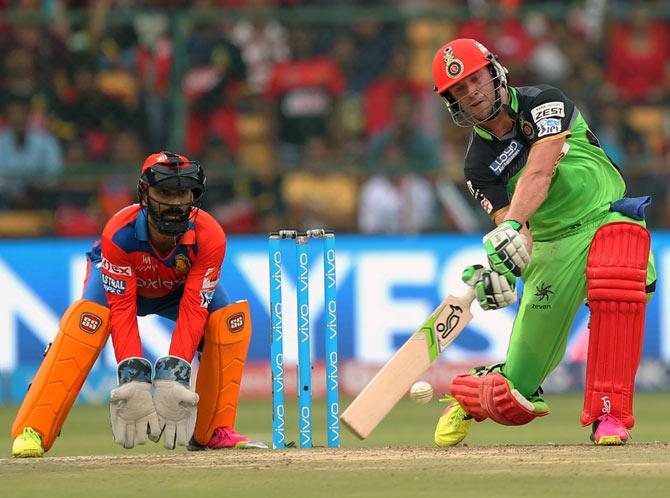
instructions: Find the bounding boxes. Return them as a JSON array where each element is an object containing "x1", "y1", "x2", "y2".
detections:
[{"x1": 6, "y1": 442, "x2": 670, "y2": 475}]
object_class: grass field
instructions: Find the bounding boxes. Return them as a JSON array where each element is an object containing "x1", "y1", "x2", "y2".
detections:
[{"x1": 2, "y1": 392, "x2": 670, "y2": 497}]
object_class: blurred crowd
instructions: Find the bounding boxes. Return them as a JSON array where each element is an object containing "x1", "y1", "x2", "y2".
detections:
[{"x1": 0, "y1": 0, "x2": 668, "y2": 236}]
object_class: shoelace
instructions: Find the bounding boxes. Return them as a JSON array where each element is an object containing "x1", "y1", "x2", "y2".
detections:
[{"x1": 438, "y1": 395, "x2": 471, "y2": 426}]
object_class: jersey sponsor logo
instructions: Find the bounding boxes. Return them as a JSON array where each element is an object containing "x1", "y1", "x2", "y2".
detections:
[
  {"x1": 102, "y1": 274, "x2": 126, "y2": 294},
  {"x1": 200, "y1": 289, "x2": 214, "y2": 308},
  {"x1": 137, "y1": 255, "x2": 157, "y2": 272},
  {"x1": 466, "y1": 180, "x2": 477, "y2": 197},
  {"x1": 227, "y1": 312, "x2": 245, "y2": 333},
  {"x1": 101, "y1": 256, "x2": 132, "y2": 277},
  {"x1": 488, "y1": 140, "x2": 523, "y2": 175},
  {"x1": 480, "y1": 196, "x2": 493, "y2": 214},
  {"x1": 537, "y1": 118, "x2": 562, "y2": 137},
  {"x1": 530, "y1": 101, "x2": 564, "y2": 122},
  {"x1": 202, "y1": 266, "x2": 221, "y2": 290},
  {"x1": 531, "y1": 282, "x2": 554, "y2": 310},
  {"x1": 79, "y1": 312, "x2": 103, "y2": 333},
  {"x1": 173, "y1": 254, "x2": 191, "y2": 274},
  {"x1": 137, "y1": 275, "x2": 186, "y2": 290}
]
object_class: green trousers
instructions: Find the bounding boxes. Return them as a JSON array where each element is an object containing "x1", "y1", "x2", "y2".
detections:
[{"x1": 502, "y1": 211, "x2": 656, "y2": 397}]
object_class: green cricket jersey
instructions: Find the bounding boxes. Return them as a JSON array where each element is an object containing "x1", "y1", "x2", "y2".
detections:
[{"x1": 464, "y1": 85, "x2": 626, "y2": 241}]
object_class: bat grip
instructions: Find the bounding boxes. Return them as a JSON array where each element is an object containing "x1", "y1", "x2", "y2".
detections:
[{"x1": 462, "y1": 287, "x2": 476, "y2": 307}]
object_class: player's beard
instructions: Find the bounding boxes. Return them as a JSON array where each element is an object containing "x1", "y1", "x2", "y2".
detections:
[{"x1": 462, "y1": 93, "x2": 498, "y2": 124}]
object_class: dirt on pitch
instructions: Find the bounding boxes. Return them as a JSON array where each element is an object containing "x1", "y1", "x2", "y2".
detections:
[{"x1": 6, "y1": 443, "x2": 670, "y2": 476}]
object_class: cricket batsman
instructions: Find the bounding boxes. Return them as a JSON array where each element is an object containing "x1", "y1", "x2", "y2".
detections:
[
  {"x1": 431, "y1": 39, "x2": 656, "y2": 446},
  {"x1": 12, "y1": 151, "x2": 267, "y2": 457}
]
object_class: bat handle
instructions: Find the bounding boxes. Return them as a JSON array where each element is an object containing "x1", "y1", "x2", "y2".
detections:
[{"x1": 462, "y1": 287, "x2": 476, "y2": 307}]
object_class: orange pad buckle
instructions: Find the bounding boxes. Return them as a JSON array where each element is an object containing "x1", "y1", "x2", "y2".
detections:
[
  {"x1": 11, "y1": 299, "x2": 110, "y2": 451},
  {"x1": 194, "y1": 300, "x2": 252, "y2": 445}
]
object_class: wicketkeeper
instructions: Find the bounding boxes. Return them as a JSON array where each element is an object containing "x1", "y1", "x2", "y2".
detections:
[
  {"x1": 431, "y1": 39, "x2": 656, "y2": 446},
  {"x1": 12, "y1": 151, "x2": 267, "y2": 457}
]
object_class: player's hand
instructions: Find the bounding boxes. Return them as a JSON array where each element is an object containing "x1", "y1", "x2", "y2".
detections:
[
  {"x1": 483, "y1": 220, "x2": 530, "y2": 278},
  {"x1": 462, "y1": 264, "x2": 517, "y2": 311},
  {"x1": 152, "y1": 356, "x2": 199, "y2": 450},
  {"x1": 109, "y1": 357, "x2": 161, "y2": 449}
]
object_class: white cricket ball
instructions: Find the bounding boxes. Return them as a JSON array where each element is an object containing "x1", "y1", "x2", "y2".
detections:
[{"x1": 409, "y1": 381, "x2": 433, "y2": 404}]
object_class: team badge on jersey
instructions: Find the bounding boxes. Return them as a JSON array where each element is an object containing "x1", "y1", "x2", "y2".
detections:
[
  {"x1": 519, "y1": 114, "x2": 535, "y2": 139},
  {"x1": 173, "y1": 254, "x2": 191, "y2": 274}
]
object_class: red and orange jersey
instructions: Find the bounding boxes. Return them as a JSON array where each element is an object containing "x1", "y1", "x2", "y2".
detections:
[{"x1": 100, "y1": 205, "x2": 226, "y2": 362}]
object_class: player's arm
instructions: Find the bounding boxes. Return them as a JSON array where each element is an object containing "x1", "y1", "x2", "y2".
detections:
[
  {"x1": 169, "y1": 223, "x2": 227, "y2": 361},
  {"x1": 503, "y1": 135, "x2": 567, "y2": 228},
  {"x1": 100, "y1": 234, "x2": 142, "y2": 361}
]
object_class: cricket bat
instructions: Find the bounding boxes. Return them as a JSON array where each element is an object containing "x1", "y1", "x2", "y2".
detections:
[{"x1": 340, "y1": 288, "x2": 476, "y2": 439}]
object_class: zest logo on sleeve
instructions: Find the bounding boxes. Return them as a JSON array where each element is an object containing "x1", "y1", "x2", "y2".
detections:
[{"x1": 530, "y1": 101, "x2": 564, "y2": 122}]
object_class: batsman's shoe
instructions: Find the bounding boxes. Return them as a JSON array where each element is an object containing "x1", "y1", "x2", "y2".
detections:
[
  {"x1": 434, "y1": 396, "x2": 473, "y2": 447},
  {"x1": 590, "y1": 414, "x2": 629, "y2": 445},
  {"x1": 188, "y1": 427, "x2": 268, "y2": 450},
  {"x1": 12, "y1": 427, "x2": 44, "y2": 458}
]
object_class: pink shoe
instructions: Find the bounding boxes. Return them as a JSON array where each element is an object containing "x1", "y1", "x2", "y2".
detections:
[
  {"x1": 206, "y1": 427, "x2": 268, "y2": 450},
  {"x1": 590, "y1": 414, "x2": 629, "y2": 445}
]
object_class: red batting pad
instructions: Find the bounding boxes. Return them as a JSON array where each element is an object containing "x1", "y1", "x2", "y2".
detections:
[{"x1": 581, "y1": 222, "x2": 650, "y2": 429}]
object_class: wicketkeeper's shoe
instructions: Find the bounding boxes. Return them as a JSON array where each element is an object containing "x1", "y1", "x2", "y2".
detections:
[
  {"x1": 12, "y1": 427, "x2": 44, "y2": 458},
  {"x1": 590, "y1": 414, "x2": 629, "y2": 445},
  {"x1": 434, "y1": 396, "x2": 473, "y2": 447},
  {"x1": 187, "y1": 427, "x2": 268, "y2": 450}
]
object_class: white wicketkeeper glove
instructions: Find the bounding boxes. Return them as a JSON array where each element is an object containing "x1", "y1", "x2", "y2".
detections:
[
  {"x1": 109, "y1": 357, "x2": 161, "y2": 449},
  {"x1": 152, "y1": 355, "x2": 199, "y2": 450},
  {"x1": 483, "y1": 220, "x2": 530, "y2": 279},
  {"x1": 462, "y1": 264, "x2": 518, "y2": 311}
]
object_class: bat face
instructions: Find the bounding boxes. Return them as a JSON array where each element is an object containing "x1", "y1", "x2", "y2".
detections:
[
  {"x1": 429, "y1": 299, "x2": 471, "y2": 361},
  {"x1": 340, "y1": 289, "x2": 475, "y2": 439}
]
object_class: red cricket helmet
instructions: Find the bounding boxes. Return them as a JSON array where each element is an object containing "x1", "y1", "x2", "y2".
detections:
[
  {"x1": 432, "y1": 39, "x2": 509, "y2": 126},
  {"x1": 137, "y1": 151, "x2": 206, "y2": 236}
]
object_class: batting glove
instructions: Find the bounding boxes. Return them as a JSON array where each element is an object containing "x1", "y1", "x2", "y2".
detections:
[
  {"x1": 482, "y1": 220, "x2": 530, "y2": 279},
  {"x1": 462, "y1": 264, "x2": 517, "y2": 311}
]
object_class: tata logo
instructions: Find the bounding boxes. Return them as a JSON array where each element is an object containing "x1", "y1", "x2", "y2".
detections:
[{"x1": 489, "y1": 140, "x2": 523, "y2": 176}]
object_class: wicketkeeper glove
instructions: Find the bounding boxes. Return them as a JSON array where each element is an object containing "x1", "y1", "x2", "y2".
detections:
[
  {"x1": 462, "y1": 264, "x2": 518, "y2": 311},
  {"x1": 109, "y1": 357, "x2": 161, "y2": 449},
  {"x1": 152, "y1": 355, "x2": 199, "y2": 450},
  {"x1": 482, "y1": 220, "x2": 530, "y2": 279}
]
